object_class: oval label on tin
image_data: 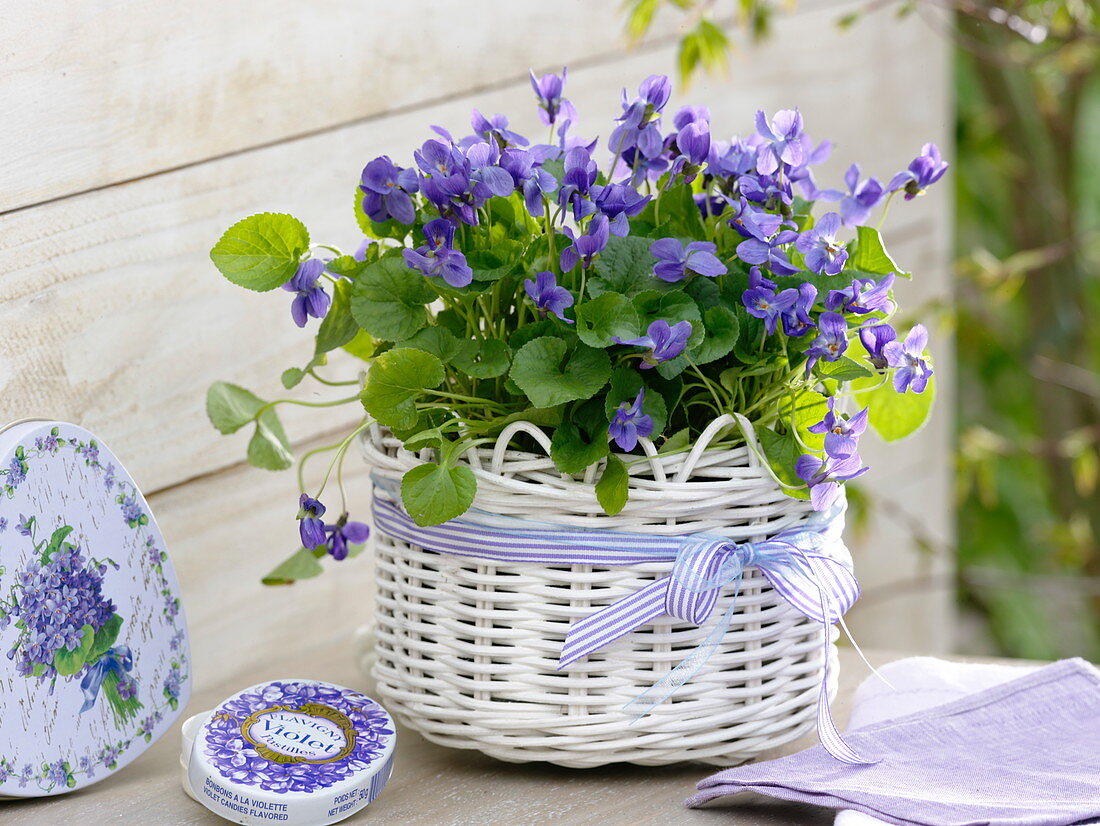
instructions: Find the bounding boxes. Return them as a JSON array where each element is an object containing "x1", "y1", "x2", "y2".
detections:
[{"x1": 239, "y1": 703, "x2": 356, "y2": 764}]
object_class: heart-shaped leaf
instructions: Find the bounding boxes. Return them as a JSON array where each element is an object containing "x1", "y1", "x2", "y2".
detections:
[
  {"x1": 509, "y1": 337, "x2": 611, "y2": 409},
  {"x1": 361, "y1": 348, "x2": 445, "y2": 429},
  {"x1": 351, "y1": 255, "x2": 436, "y2": 342},
  {"x1": 401, "y1": 463, "x2": 478, "y2": 526},
  {"x1": 550, "y1": 422, "x2": 610, "y2": 474},
  {"x1": 453, "y1": 339, "x2": 512, "y2": 379},
  {"x1": 575, "y1": 293, "x2": 641, "y2": 348},
  {"x1": 210, "y1": 213, "x2": 310, "y2": 291}
]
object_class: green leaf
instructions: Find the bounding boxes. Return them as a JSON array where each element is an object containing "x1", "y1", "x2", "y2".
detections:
[
  {"x1": 658, "y1": 427, "x2": 692, "y2": 455},
  {"x1": 588, "y1": 235, "x2": 664, "y2": 298},
  {"x1": 452, "y1": 339, "x2": 512, "y2": 379},
  {"x1": 315, "y1": 279, "x2": 361, "y2": 355},
  {"x1": 778, "y1": 388, "x2": 830, "y2": 452},
  {"x1": 757, "y1": 427, "x2": 811, "y2": 500},
  {"x1": 53, "y1": 624, "x2": 95, "y2": 676},
  {"x1": 209, "y1": 213, "x2": 310, "y2": 292},
  {"x1": 574, "y1": 293, "x2": 640, "y2": 348},
  {"x1": 661, "y1": 183, "x2": 709, "y2": 239},
  {"x1": 850, "y1": 225, "x2": 909, "y2": 277},
  {"x1": 603, "y1": 367, "x2": 668, "y2": 437},
  {"x1": 401, "y1": 327, "x2": 464, "y2": 363},
  {"x1": 632, "y1": 290, "x2": 703, "y2": 338},
  {"x1": 206, "y1": 382, "x2": 266, "y2": 435},
  {"x1": 595, "y1": 454, "x2": 629, "y2": 515},
  {"x1": 853, "y1": 374, "x2": 936, "y2": 442},
  {"x1": 350, "y1": 255, "x2": 436, "y2": 342},
  {"x1": 401, "y1": 463, "x2": 477, "y2": 526},
  {"x1": 508, "y1": 319, "x2": 574, "y2": 351},
  {"x1": 550, "y1": 423, "x2": 610, "y2": 474},
  {"x1": 815, "y1": 356, "x2": 873, "y2": 382},
  {"x1": 509, "y1": 337, "x2": 611, "y2": 408},
  {"x1": 262, "y1": 547, "x2": 324, "y2": 585},
  {"x1": 360, "y1": 348, "x2": 445, "y2": 430},
  {"x1": 42, "y1": 526, "x2": 74, "y2": 564},
  {"x1": 88, "y1": 614, "x2": 123, "y2": 662},
  {"x1": 689, "y1": 305, "x2": 740, "y2": 365},
  {"x1": 248, "y1": 409, "x2": 294, "y2": 470},
  {"x1": 281, "y1": 367, "x2": 306, "y2": 389}
]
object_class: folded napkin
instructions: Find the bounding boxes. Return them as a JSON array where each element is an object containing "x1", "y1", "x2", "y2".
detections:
[
  {"x1": 687, "y1": 658, "x2": 1100, "y2": 826},
  {"x1": 837, "y1": 657, "x2": 1039, "y2": 826}
]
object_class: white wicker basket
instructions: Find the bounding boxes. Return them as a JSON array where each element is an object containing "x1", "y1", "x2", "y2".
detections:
[{"x1": 356, "y1": 414, "x2": 843, "y2": 768}]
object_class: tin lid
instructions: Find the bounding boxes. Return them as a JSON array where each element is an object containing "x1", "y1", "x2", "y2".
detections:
[
  {"x1": 0, "y1": 420, "x2": 191, "y2": 796},
  {"x1": 185, "y1": 679, "x2": 396, "y2": 826}
]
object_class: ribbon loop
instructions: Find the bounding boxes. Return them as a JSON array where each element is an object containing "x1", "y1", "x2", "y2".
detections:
[{"x1": 664, "y1": 536, "x2": 742, "y2": 625}]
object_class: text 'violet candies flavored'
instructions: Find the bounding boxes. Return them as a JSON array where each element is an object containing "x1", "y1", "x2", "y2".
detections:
[{"x1": 181, "y1": 679, "x2": 396, "y2": 825}]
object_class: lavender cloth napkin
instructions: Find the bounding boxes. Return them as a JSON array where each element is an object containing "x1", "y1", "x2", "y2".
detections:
[{"x1": 686, "y1": 658, "x2": 1100, "y2": 826}]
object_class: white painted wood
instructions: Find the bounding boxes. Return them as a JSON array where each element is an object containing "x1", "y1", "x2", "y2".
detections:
[{"x1": 0, "y1": 0, "x2": 675, "y2": 213}]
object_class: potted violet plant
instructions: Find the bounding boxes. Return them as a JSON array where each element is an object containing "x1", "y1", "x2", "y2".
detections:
[{"x1": 206, "y1": 69, "x2": 941, "y2": 767}]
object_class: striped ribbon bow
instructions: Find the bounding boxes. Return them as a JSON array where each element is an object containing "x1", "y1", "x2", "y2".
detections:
[{"x1": 371, "y1": 491, "x2": 870, "y2": 764}]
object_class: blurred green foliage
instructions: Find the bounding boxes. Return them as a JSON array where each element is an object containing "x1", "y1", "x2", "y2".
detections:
[{"x1": 624, "y1": 0, "x2": 1100, "y2": 659}]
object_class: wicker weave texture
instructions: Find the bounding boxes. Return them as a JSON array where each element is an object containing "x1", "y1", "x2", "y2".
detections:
[{"x1": 358, "y1": 415, "x2": 840, "y2": 767}]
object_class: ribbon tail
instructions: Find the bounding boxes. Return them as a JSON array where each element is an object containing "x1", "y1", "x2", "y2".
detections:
[
  {"x1": 77, "y1": 647, "x2": 129, "y2": 714},
  {"x1": 558, "y1": 579, "x2": 666, "y2": 669},
  {"x1": 79, "y1": 659, "x2": 111, "y2": 714},
  {"x1": 798, "y1": 552, "x2": 877, "y2": 766},
  {"x1": 624, "y1": 575, "x2": 743, "y2": 720}
]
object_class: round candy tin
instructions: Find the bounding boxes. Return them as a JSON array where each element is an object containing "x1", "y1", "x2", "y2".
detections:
[
  {"x1": 184, "y1": 679, "x2": 396, "y2": 825},
  {"x1": 0, "y1": 419, "x2": 191, "y2": 797}
]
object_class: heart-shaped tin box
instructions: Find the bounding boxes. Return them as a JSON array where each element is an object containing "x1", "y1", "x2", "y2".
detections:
[{"x1": 0, "y1": 420, "x2": 191, "y2": 796}]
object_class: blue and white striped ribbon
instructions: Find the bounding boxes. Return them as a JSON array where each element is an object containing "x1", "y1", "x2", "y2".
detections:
[{"x1": 371, "y1": 491, "x2": 871, "y2": 764}]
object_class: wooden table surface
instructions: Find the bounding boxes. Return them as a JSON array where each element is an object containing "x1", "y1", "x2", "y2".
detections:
[{"x1": 0, "y1": 644, "x2": 960, "y2": 826}]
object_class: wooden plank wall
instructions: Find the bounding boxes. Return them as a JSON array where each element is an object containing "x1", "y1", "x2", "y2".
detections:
[{"x1": 0, "y1": 0, "x2": 954, "y2": 694}]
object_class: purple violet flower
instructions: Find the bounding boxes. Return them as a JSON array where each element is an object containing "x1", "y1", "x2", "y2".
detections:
[
  {"x1": 673, "y1": 105, "x2": 710, "y2": 129},
  {"x1": 402, "y1": 218, "x2": 473, "y2": 287},
  {"x1": 359, "y1": 156, "x2": 419, "y2": 225},
  {"x1": 559, "y1": 213, "x2": 610, "y2": 271},
  {"x1": 324, "y1": 516, "x2": 370, "y2": 561},
  {"x1": 859, "y1": 323, "x2": 897, "y2": 370},
  {"x1": 736, "y1": 210, "x2": 801, "y2": 276},
  {"x1": 471, "y1": 110, "x2": 529, "y2": 149},
  {"x1": 414, "y1": 139, "x2": 479, "y2": 225},
  {"x1": 795, "y1": 213, "x2": 848, "y2": 276},
  {"x1": 804, "y1": 312, "x2": 849, "y2": 374},
  {"x1": 297, "y1": 494, "x2": 327, "y2": 550},
  {"x1": 796, "y1": 452, "x2": 868, "y2": 512},
  {"x1": 884, "y1": 323, "x2": 933, "y2": 393},
  {"x1": 524, "y1": 271, "x2": 574, "y2": 322},
  {"x1": 826, "y1": 274, "x2": 895, "y2": 315},
  {"x1": 888, "y1": 143, "x2": 949, "y2": 200},
  {"x1": 557, "y1": 146, "x2": 598, "y2": 221},
  {"x1": 650, "y1": 238, "x2": 727, "y2": 283},
  {"x1": 838, "y1": 164, "x2": 884, "y2": 226},
  {"x1": 590, "y1": 182, "x2": 651, "y2": 236},
  {"x1": 743, "y1": 284, "x2": 797, "y2": 335},
  {"x1": 781, "y1": 283, "x2": 818, "y2": 337},
  {"x1": 500, "y1": 148, "x2": 557, "y2": 217},
  {"x1": 755, "y1": 109, "x2": 805, "y2": 175},
  {"x1": 669, "y1": 120, "x2": 711, "y2": 184},
  {"x1": 608, "y1": 389, "x2": 654, "y2": 451},
  {"x1": 807, "y1": 397, "x2": 869, "y2": 460},
  {"x1": 609, "y1": 75, "x2": 671, "y2": 160},
  {"x1": 281, "y1": 259, "x2": 331, "y2": 328},
  {"x1": 0, "y1": 517, "x2": 6, "y2": 532},
  {"x1": 530, "y1": 68, "x2": 577, "y2": 127},
  {"x1": 613, "y1": 319, "x2": 693, "y2": 368},
  {"x1": 465, "y1": 141, "x2": 516, "y2": 199}
]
